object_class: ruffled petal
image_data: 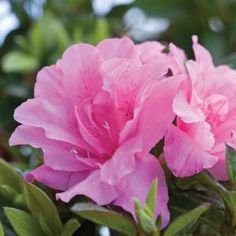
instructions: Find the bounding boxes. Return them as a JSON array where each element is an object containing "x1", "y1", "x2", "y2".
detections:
[
  {"x1": 13, "y1": 98, "x2": 89, "y2": 149},
  {"x1": 113, "y1": 153, "x2": 169, "y2": 228},
  {"x1": 135, "y1": 41, "x2": 165, "y2": 64},
  {"x1": 9, "y1": 125, "x2": 97, "y2": 172},
  {"x1": 178, "y1": 120, "x2": 215, "y2": 151},
  {"x1": 97, "y1": 37, "x2": 137, "y2": 60},
  {"x1": 192, "y1": 35, "x2": 214, "y2": 69},
  {"x1": 27, "y1": 165, "x2": 90, "y2": 191},
  {"x1": 169, "y1": 43, "x2": 186, "y2": 74},
  {"x1": 134, "y1": 76, "x2": 184, "y2": 152},
  {"x1": 56, "y1": 170, "x2": 118, "y2": 204},
  {"x1": 59, "y1": 43, "x2": 103, "y2": 102},
  {"x1": 75, "y1": 100, "x2": 111, "y2": 155},
  {"x1": 100, "y1": 136, "x2": 142, "y2": 185},
  {"x1": 34, "y1": 64, "x2": 63, "y2": 99},
  {"x1": 173, "y1": 91, "x2": 204, "y2": 123},
  {"x1": 209, "y1": 152, "x2": 228, "y2": 181},
  {"x1": 164, "y1": 125, "x2": 218, "y2": 177}
]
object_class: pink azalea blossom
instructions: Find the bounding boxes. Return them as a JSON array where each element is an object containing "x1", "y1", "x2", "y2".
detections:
[
  {"x1": 10, "y1": 37, "x2": 184, "y2": 227},
  {"x1": 164, "y1": 36, "x2": 236, "y2": 180}
]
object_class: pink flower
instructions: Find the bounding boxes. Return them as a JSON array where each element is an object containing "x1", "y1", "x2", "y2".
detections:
[
  {"x1": 164, "y1": 36, "x2": 236, "y2": 180},
  {"x1": 10, "y1": 37, "x2": 183, "y2": 227}
]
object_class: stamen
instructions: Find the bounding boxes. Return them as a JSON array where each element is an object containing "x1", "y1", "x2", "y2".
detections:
[
  {"x1": 70, "y1": 148, "x2": 78, "y2": 155},
  {"x1": 103, "y1": 120, "x2": 113, "y2": 142},
  {"x1": 103, "y1": 121, "x2": 110, "y2": 129}
]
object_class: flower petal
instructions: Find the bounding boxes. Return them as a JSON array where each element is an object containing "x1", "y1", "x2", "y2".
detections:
[
  {"x1": 35, "y1": 64, "x2": 63, "y2": 99},
  {"x1": 136, "y1": 41, "x2": 165, "y2": 64},
  {"x1": 192, "y1": 35, "x2": 214, "y2": 69},
  {"x1": 59, "y1": 43, "x2": 103, "y2": 102},
  {"x1": 113, "y1": 153, "x2": 169, "y2": 228},
  {"x1": 169, "y1": 43, "x2": 186, "y2": 74},
  {"x1": 13, "y1": 98, "x2": 92, "y2": 150},
  {"x1": 100, "y1": 136, "x2": 142, "y2": 185},
  {"x1": 135, "y1": 76, "x2": 184, "y2": 152},
  {"x1": 209, "y1": 153, "x2": 227, "y2": 181},
  {"x1": 173, "y1": 91, "x2": 204, "y2": 123},
  {"x1": 27, "y1": 165, "x2": 90, "y2": 191},
  {"x1": 97, "y1": 36, "x2": 137, "y2": 60},
  {"x1": 9, "y1": 125, "x2": 97, "y2": 172},
  {"x1": 56, "y1": 170, "x2": 118, "y2": 204},
  {"x1": 164, "y1": 125, "x2": 218, "y2": 177}
]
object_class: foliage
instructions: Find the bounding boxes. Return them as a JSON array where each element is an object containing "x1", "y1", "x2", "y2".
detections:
[{"x1": 0, "y1": 160, "x2": 80, "y2": 236}]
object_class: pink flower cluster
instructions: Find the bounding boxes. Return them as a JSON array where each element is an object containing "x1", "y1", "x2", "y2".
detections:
[
  {"x1": 165, "y1": 36, "x2": 236, "y2": 180},
  {"x1": 10, "y1": 36, "x2": 236, "y2": 227}
]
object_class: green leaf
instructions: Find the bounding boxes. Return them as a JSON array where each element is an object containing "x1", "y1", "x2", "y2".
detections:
[
  {"x1": 60, "y1": 219, "x2": 80, "y2": 236},
  {"x1": 134, "y1": 199, "x2": 156, "y2": 234},
  {"x1": 198, "y1": 172, "x2": 236, "y2": 228},
  {"x1": 23, "y1": 181, "x2": 63, "y2": 236},
  {"x1": 220, "y1": 52, "x2": 236, "y2": 69},
  {"x1": 221, "y1": 191, "x2": 236, "y2": 228},
  {"x1": 4, "y1": 207, "x2": 45, "y2": 236},
  {"x1": 2, "y1": 52, "x2": 38, "y2": 73},
  {"x1": 15, "y1": 35, "x2": 29, "y2": 51},
  {"x1": 72, "y1": 202, "x2": 137, "y2": 236},
  {"x1": 92, "y1": 18, "x2": 110, "y2": 44},
  {"x1": 133, "y1": 180, "x2": 160, "y2": 234},
  {"x1": 30, "y1": 14, "x2": 52, "y2": 57},
  {"x1": 155, "y1": 216, "x2": 162, "y2": 236},
  {"x1": 13, "y1": 193, "x2": 27, "y2": 209},
  {"x1": 145, "y1": 179, "x2": 158, "y2": 216},
  {"x1": 30, "y1": 13, "x2": 70, "y2": 58},
  {"x1": 226, "y1": 144, "x2": 236, "y2": 189},
  {"x1": 0, "y1": 185, "x2": 18, "y2": 200},
  {"x1": 54, "y1": 20, "x2": 70, "y2": 52},
  {"x1": 0, "y1": 160, "x2": 22, "y2": 193},
  {"x1": 175, "y1": 175, "x2": 199, "y2": 190},
  {"x1": 72, "y1": 28, "x2": 83, "y2": 43},
  {"x1": 0, "y1": 221, "x2": 4, "y2": 236},
  {"x1": 163, "y1": 203, "x2": 210, "y2": 236}
]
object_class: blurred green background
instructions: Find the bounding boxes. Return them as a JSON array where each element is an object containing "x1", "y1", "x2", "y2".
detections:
[{"x1": 1, "y1": 0, "x2": 236, "y2": 168}]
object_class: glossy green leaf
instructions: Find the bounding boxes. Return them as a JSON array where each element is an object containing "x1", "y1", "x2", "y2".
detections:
[
  {"x1": 13, "y1": 193, "x2": 27, "y2": 209},
  {"x1": 164, "y1": 203, "x2": 210, "y2": 236},
  {"x1": 134, "y1": 198, "x2": 156, "y2": 234},
  {"x1": 198, "y1": 172, "x2": 236, "y2": 228},
  {"x1": 0, "y1": 185, "x2": 18, "y2": 200},
  {"x1": 0, "y1": 160, "x2": 22, "y2": 193},
  {"x1": 2, "y1": 52, "x2": 38, "y2": 73},
  {"x1": 220, "y1": 191, "x2": 236, "y2": 228},
  {"x1": 15, "y1": 35, "x2": 29, "y2": 51},
  {"x1": 145, "y1": 179, "x2": 158, "y2": 216},
  {"x1": 226, "y1": 144, "x2": 236, "y2": 189},
  {"x1": 23, "y1": 181, "x2": 63, "y2": 236},
  {"x1": 175, "y1": 175, "x2": 199, "y2": 190},
  {"x1": 155, "y1": 216, "x2": 162, "y2": 236},
  {"x1": 4, "y1": 207, "x2": 45, "y2": 236},
  {"x1": 72, "y1": 202, "x2": 137, "y2": 236},
  {"x1": 0, "y1": 221, "x2": 4, "y2": 236},
  {"x1": 60, "y1": 219, "x2": 80, "y2": 236}
]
